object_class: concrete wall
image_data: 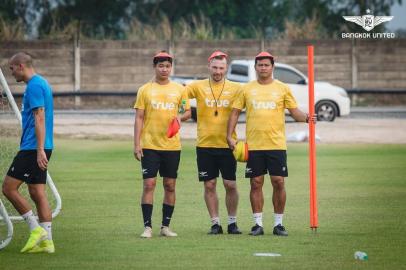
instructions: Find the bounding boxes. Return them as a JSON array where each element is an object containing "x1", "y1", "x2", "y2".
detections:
[
  {"x1": 1, "y1": 39, "x2": 405, "y2": 93},
  {"x1": 0, "y1": 41, "x2": 74, "y2": 93}
]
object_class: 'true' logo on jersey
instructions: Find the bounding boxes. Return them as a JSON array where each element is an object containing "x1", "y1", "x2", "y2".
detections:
[
  {"x1": 205, "y1": 98, "x2": 230, "y2": 108},
  {"x1": 151, "y1": 100, "x2": 176, "y2": 110},
  {"x1": 252, "y1": 100, "x2": 276, "y2": 110}
]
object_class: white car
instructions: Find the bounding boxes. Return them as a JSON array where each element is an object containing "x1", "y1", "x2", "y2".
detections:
[
  {"x1": 172, "y1": 61, "x2": 350, "y2": 122},
  {"x1": 227, "y1": 60, "x2": 351, "y2": 121}
]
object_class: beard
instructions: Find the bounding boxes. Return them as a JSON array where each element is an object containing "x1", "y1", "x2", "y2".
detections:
[{"x1": 211, "y1": 74, "x2": 224, "y2": 82}]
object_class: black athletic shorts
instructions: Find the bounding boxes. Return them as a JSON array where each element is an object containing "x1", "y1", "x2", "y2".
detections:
[
  {"x1": 141, "y1": 149, "x2": 181, "y2": 179},
  {"x1": 7, "y1": 150, "x2": 52, "y2": 184},
  {"x1": 245, "y1": 150, "x2": 288, "y2": 178},
  {"x1": 196, "y1": 147, "x2": 237, "y2": 181}
]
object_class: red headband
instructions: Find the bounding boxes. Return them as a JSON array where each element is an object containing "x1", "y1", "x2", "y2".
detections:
[
  {"x1": 255, "y1": 51, "x2": 274, "y2": 60},
  {"x1": 208, "y1": 51, "x2": 228, "y2": 62},
  {"x1": 153, "y1": 52, "x2": 173, "y2": 59}
]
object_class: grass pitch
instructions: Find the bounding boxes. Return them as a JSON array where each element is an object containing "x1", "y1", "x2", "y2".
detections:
[{"x1": 0, "y1": 139, "x2": 405, "y2": 269}]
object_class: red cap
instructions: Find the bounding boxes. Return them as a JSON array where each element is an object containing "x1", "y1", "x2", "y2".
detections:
[
  {"x1": 255, "y1": 51, "x2": 274, "y2": 60},
  {"x1": 208, "y1": 51, "x2": 228, "y2": 62},
  {"x1": 167, "y1": 118, "x2": 180, "y2": 138},
  {"x1": 153, "y1": 51, "x2": 173, "y2": 59}
]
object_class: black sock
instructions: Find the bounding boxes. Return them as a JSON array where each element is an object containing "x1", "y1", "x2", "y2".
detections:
[
  {"x1": 141, "y1": 203, "x2": 153, "y2": 228},
  {"x1": 162, "y1": 203, "x2": 174, "y2": 227}
]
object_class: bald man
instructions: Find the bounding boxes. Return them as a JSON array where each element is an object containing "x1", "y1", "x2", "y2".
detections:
[{"x1": 2, "y1": 52, "x2": 55, "y2": 253}]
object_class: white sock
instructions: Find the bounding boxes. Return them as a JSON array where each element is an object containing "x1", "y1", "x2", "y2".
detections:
[
  {"x1": 22, "y1": 210, "x2": 39, "y2": 232},
  {"x1": 228, "y1": 216, "x2": 237, "y2": 225},
  {"x1": 40, "y1": 222, "x2": 52, "y2": 240},
  {"x1": 253, "y1": 212, "x2": 263, "y2": 227},
  {"x1": 211, "y1": 216, "x2": 220, "y2": 226},
  {"x1": 274, "y1": 213, "x2": 283, "y2": 227}
]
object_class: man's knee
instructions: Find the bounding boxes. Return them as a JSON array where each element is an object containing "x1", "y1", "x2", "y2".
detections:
[
  {"x1": 271, "y1": 176, "x2": 285, "y2": 190},
  {"x1": 223, "y1": 180, "x2": 237, "y2": 192},
  {"x1": 250, "y1": 177, "x2": 264, "y2": 191},
  {"x1": 2, "y1": 177, "x2": 18, "y2": 198},
  {"x1": 143, "y1": 179, "x2": 156, "y2": 193},
  {"x1": 204, "y1": 180, "x2": 217, "y2": 193},
  {"x1": 2, "y1": 182, "x2": 10, "y2": 198},
  {"x1": 28, "y1": 185, "x2": 46, "y2": 202},
  {"x1": 163, "y1": 182, "x2": 175, "y2": 193}
]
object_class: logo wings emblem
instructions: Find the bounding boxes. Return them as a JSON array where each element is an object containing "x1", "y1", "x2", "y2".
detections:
[{"x1": 343, "y1": 9, "x2": 393, "y2": 31}]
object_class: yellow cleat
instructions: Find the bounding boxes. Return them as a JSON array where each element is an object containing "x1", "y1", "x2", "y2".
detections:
[
  {"x1": 21, "y1": 226, "x2": 47, "y2": 253},
  {"x1": 28, "y1": 239, "x2": 55, "y2": 254}
]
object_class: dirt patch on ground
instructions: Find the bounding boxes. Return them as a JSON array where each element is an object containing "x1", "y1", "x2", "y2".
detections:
[{"x1": 53, "y1": 116, "x2": 406, "y2": 144}]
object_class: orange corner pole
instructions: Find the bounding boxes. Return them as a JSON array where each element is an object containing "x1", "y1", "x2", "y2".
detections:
[{"x1": 307, "y1": 45, "x2": 318, "y2": 230}]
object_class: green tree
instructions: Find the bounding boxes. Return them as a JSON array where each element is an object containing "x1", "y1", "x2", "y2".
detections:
[
  {"x1": 0, "y1": 0, "x2": 18, "y2": 21},
  {"x1": 1, "y1": 0, "x2": 402, "y2": 40},
  {"x1": 132, "y1": 0, "x2": 290, "y2": 38},
  {"x1": 325, "y1": 0, "x2": 402, "y2": 33},
  {"x1": 39, "y1": 0, "x2": 134, "y2": 39}
]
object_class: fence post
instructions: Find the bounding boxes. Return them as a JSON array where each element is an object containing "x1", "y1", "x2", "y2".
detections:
[
  {"x1": 351, "y1": 39, "x2": 358, "y2": 106},
  {"x1": 168, "y1": 39, "x2": 175, "y2": 75},
  {"x1": 260, "y1": 38, "x2": 265, "y2": 52},
  {"x1": 73, "y1": 30, "x2": 81, "y2": 108}
]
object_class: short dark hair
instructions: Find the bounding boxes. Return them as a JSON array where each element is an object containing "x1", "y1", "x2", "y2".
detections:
[
  {"x1": 153, "y1": 57, "x2": 172, "y2": 66},
  {"x1": 255, "y1": 56, "x2": 274, "y2": 66},
  {"x1": 10, "y1": 52, "x2": 33, "y2": 67}
]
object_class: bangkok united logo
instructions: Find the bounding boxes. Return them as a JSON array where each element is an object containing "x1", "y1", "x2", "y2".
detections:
[{"x1": 343, "y1": 9, "x2": 393, "y2": 32}]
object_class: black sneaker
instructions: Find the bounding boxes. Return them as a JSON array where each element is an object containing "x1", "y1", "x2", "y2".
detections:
[
  {"x1": 227, "y1": 223, "x2": 242, "y2": 234},
  {"x1": 208, "y1": 224, "x2": 223, "y2": 235},
  {"x1": 273, "y1": 224, "x2": 288, "y2": 236},
  {"x1": 248, "y1": 224, "x2": 264, "y2": 236}
]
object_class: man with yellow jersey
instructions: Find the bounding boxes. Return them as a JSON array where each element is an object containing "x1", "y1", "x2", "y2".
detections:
[
  {"x1": 185, "y1": 51, "x2": 242, "y2": 235},
  {"x1": 227, "y1": 52, "x2": 316, "y2": 237},
  {"x1": 134, "y1": 51, "x2": 190, "y2": 238}
]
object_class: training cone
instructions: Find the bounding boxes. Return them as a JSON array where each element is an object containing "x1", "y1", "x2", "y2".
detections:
[
  {"x1": 233, "y1": 141, "x2": 249, "y2": 162},
  {"x1": 167, "y1": 118, "x2": 180, "y2": 138}
]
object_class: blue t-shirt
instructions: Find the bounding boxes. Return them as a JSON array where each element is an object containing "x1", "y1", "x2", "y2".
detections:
[{"x1": 20, "y1": 74, "x2": 54, "y2": 150}]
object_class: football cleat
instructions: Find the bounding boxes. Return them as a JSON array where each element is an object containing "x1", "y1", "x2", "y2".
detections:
[
  {"x1": 249, "y1": 224, "x2": 264, "y2": 236},
  {"x1": 140, "y1": 226, "x2": 152, "y2": 238},
  {"x1": 28, "y1": 240, "x2": 55, "y2": 254},
  {"x1": 227, "y1": 223, "x2": 242, "y2": 234},
  {"x1": 160, "y1": 226, "x2": 178, "y2": 237},
  {"x1": 21, "y1": 226, "x2": 47, "y2": 253},
  {"x1": 208, "y1": 224, "x2": 223, "y2": 235},
  {"x1": 273, "y1": 224, "x2": 288, "y2": 236}
]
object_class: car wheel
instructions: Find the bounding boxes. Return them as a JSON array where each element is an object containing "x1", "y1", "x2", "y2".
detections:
[
  {"x1": 191, "y1": 107, "x2": 197, "y2": 122},
  {"x1": 316, "y1": 101, "x2": 337, "y2": 122}
]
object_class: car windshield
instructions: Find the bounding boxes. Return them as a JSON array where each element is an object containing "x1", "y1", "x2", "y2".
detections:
[
  {"x1": 230, "y1": 64, "x2": 249, "y2": 76},
  {"x1": 274, "y1": 67, "x2": 305, "y2": 84}
]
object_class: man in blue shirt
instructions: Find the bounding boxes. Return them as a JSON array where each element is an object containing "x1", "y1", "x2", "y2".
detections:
[{"x1": 2, "y1": 52, "x2": 55, "y2": 253}]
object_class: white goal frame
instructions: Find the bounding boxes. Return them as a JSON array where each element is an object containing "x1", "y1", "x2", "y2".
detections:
[{"x1": 0, "y1": 199, "x2": 13, "y2": 250}]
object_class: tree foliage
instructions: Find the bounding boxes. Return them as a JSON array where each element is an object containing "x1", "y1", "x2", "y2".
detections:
[{"x1": 0, "y1": 0, "x2": 402, "y2": 40}]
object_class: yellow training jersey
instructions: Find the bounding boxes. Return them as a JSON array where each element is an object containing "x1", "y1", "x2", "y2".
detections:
[
  {"x1": 232, "y1": 79, "x2": 297, "y2": 150},
  {"x1": 186, "y1": 79, "x2": 241, "y2": 148},
  {"x1": 134, "y1": 81, "x2": 190, "y2": 151}
]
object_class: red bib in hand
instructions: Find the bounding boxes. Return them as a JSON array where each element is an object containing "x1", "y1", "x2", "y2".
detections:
[{"x1": 167, "y1": 118, "x2": 180, "y2": 138}]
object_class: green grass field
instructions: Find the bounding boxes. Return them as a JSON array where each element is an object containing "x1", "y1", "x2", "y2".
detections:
[{"x1": 1, "y1": 139, "x2": 405, "y2": 270}]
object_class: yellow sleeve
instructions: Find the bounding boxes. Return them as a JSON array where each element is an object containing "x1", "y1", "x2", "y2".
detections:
[
  {"x1": 232, "y1": 87, "x2": 246, "y2": 110},
  {"x1": 134, "y1": 87, "x2": 146, "y2": 109},
  {"x1": 185, "y1": 82, "x2": 197, "y2": 99},
  {"x1": 284, "y1": 86, "x2": 298, "y2": 109},
  {"x1": 180, "y1": 86, "x2": 191, "y2": 110}
]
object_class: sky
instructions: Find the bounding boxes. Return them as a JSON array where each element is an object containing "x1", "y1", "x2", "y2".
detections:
[{"x1": 387, "y1": 2, "x2": 406, "y2": 31}]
